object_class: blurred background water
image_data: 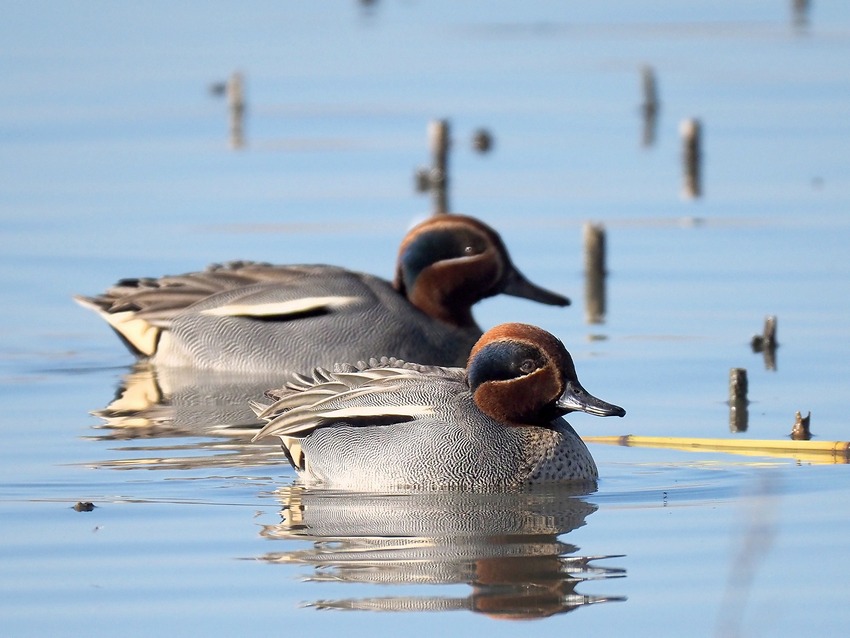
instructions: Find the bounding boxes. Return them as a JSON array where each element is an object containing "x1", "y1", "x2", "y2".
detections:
[{"x1": 2, "y1": 1, "x2": 850, "y2": 636}]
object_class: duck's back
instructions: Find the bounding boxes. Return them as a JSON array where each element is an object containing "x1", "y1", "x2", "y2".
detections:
[{"x1": 157, "y1": 266, "x2": 481, "y2": 373}]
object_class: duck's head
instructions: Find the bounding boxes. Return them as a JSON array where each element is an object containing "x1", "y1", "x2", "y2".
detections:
[
  {"x1": 394, "y1": 215, "x2": 569, "y2": 327},
  {"x1": 466, "y1": 322, "x2": 625, "y2": 425}
]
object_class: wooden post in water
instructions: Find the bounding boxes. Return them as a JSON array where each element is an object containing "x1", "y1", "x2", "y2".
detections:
[
  {"x1": 765, "y1": 315, "x2": 777, "y2": 344},
  {"x1": 793, "y1": 0, "x2": 810, "y2": 30},
  {"x1": 640, "y1": 65, "x2": 659, "y2": 147},
  {"x1": 583, "y1": 223, "x2": 606, "y2": 324},
  {"x1": 762, "y1": 314, "x2": 778, "y2": 370},
  {"x1": 471, "y1": 128, "x2": 493, "y2": 153},
  {"x1": 680, "y1": 118, "x2": 701, "y2": 198},
  {"x1": 428, "y1": 119, "x2": 450, "y2": 214},
  {"x1": 227, "y1": 72, "x2": 245, "y2": 150},
  {"x1": 751, "y1": 315, "x2": 778, "y2": 370},
  {"x1": 414, "y1": 120, "x2": 451, "y2": 214},
  {"x1": 791, "y1": 411, "x2": 812, "y2": 441},
  {"x1": 729, "y1": 367, "x2": 749, "y2": 432}
]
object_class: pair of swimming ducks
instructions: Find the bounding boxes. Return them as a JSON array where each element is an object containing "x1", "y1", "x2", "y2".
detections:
[{"x1": 77, "y1": 214, "x2": 625, "y2": 490}]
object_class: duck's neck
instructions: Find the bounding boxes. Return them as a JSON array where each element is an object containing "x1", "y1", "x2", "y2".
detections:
[
  {"x1": 402, "y1": 280, "x2": 476, "y2": 327},
  {"x1": 395, "y1": 260, "x2": 496, "y2": 329}
]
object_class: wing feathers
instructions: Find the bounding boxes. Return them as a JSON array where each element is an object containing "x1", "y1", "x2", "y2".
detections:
[{"x1": 251, "y1": 365, "x2": 444, "y2": 442}]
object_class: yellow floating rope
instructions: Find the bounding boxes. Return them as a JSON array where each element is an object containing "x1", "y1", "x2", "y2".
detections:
[{"x1": 583, "y1": 435, "x2": 850, "y2": 464}]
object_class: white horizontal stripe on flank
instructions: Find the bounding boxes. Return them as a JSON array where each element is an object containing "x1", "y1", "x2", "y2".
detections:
[
  {"x1": 201, "y1": 296, "x2": 360, "y2": 317},
  {"x1": 318, "y1": 405, "x2": 434, "y2": 420}
]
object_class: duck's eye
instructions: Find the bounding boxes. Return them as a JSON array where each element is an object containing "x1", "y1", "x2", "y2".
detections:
[
  {"x1": 400, "y1": 229, "x2": 488, "y2": 289},
  {"x1": 519, "y1": 359, "x2": 538, "y2": 374},
  {"x1": 467, "y1": 342, "x2": 545, "y2": 391}
]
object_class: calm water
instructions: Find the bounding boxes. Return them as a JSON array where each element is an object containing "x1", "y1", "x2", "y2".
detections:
[{"x1": 2, "y1": 2, "x2": 850, "y2": 636}]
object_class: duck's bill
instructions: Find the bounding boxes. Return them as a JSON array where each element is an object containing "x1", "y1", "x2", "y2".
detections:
[
  {"x1": 503, "y1": 268, "x2": 570, "y2": 307},
  {"x1": 557, "y1": 381, "x2": 626, "y2": 417}
]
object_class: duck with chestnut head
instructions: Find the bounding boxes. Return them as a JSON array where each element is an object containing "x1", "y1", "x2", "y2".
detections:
[
  {"x1": 76, "y1": 215, "x2": 569, "y2": 374},
  {"x1": 252, "y1": 323, "x2": 625, "y2": 490}
]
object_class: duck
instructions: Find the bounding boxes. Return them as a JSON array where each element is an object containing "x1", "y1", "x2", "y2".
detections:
[
  {"x1": 75, "y1": 215, "x2": 569, "y2": 374},
  {"x1": 251, "y1": 322, "x2": 625, "y2": 490}
]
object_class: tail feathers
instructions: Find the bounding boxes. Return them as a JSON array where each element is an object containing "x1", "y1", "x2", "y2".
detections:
[
  {"x1": 282, "y1": 436, "x2": 304, "y2": 470},
  {"x1": 74, "y1": 295, "x2": 161, "y2": 357}
]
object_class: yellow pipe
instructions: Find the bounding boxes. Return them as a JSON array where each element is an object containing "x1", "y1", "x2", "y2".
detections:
[{"x1": 582, "y1": 435, "x2": 850, "y2": 464}]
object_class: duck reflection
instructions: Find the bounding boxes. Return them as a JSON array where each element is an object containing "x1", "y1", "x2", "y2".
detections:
[
  {"x1": 93, "y1": 362, "x2": 281, "y2": 436},
  {"x1": 86, "y1": 362, "x2": 286, "y2": 469},
  {"x1": 258, "y1": 486, "x2": 626, "y2": 619}
]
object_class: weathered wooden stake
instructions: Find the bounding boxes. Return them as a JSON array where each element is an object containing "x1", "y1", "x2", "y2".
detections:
[
  {"x1": 762, "y1": 315, "x2": 777, "y2": 348},
  {"x1": 793, "y1": 0, "x2": 810, "y2": 30},
  {"x1": 640, "y1": 65, "x2": 659, "y2": 147},
  {"x1": 680, "y1": 118, "x2": 702, "y2": 198},
  {"x1": 751, "y1": 315, "x2": 778, "y2": 370},
  {"x1": 729, "y1": 368, "x2": 748, "y2": 403},
  {"x1": 790, "y1": 411, "x2": 812, "y2": 441},
  {"x1": 729, "y1": 367, "x2": 748, "y2": 432},
  {"x1": 415, "y1": 120, "x2": 452, "y2": 213},
  {"x1": 583, "y1": 223, "x2": 606, "y2": 324},
  {"x1": 472, "y1": 128, "x2": 493, "y2": 153},
  {"x1": 227, "y1": 72, "x2": 245, "y2": 150},
  {"x1": 428, "y1": 119, "x2": 450, "y2": 214}
]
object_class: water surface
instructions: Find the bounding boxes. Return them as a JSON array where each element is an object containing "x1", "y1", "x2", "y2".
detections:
[{"x1": 2, "y1": 2, "x2": 850, "y2": 636}]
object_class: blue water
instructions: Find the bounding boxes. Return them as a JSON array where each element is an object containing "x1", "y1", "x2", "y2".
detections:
[{"x1": 2, "y1": 1, "x2": 850, "y2": 636}]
